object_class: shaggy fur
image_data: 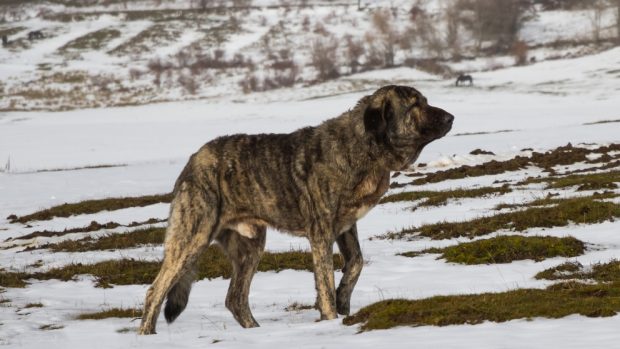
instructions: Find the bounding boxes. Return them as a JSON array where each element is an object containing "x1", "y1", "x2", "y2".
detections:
[{"x1": 139, "y1": 85, "x2": 454, "y2": 334}]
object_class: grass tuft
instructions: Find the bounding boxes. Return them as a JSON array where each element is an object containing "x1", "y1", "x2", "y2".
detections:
[
  {"x1": 401, "y1": 236, "x2": 585, "y2": 264},
  {"x1": 284, "y1": 302, "x2": 315, "y2": 312}
]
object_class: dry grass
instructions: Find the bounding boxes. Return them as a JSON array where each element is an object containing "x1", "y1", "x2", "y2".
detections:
[
  {"x1": 11, "y1": 218, "x2": 164, "y2": 242},
  {"x1": 108, "y1": 24, "x2": 181, "y2": 56},
  {"x1": 453, "y1": 130, "x2": 515, "y2": 137},
  {"x1": 406, "y1": 143, "x2": 620, "y2": 185},
  {"x1": 0, "y1": 247, "x2": 343, "y2": 288},
  {"x1": 380, "y1": 185, "x2": 511, "y2": 207},
  {"x1": 519, "y1": 170, "x2": 620, "y2": 191},
  {"x1": 59, "y1": 28, "x2": 121, "y2": 52},
  {"x1": 583, "y1": 119, "x2": 620, "y2": 125},
  {"x1": 76, "y1": 307, "x2": 142, "y2": 320},
  {"x1": 32, "y1": 226, "x2": 165, "y2": 253},
  {"x1": 0, "y1": 26, "x2": 26, "y2": 37},
  {"x1": 39, "y1": 324, "x2": 64, "y2": 331},
  {"x1": 9, "y1": 193, "x2": 172, "y2": 224},
  {"x1": 23, "y1": 302, "x2": 44, "y2": 308},
  {"x1": 0, "y1": 269, "x2": 27, "y2": 288},
  {"x1": 284, "y1": 302, "x2": 315, "y2": 312},
  {"x1": 535, "y1": 260, "x2": 620, "y2": 282}
]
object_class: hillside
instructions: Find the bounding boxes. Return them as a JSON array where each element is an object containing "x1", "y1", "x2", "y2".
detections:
[{"x1": 0, "y1": 0, "x2": 618, "y2": 110}]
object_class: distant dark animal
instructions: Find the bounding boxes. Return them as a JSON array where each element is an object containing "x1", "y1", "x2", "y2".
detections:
[
  {"x1": 28, "y1": 30, "x2": 44, "y2": 40},
  {"x1": 2, "y1": 35, "x2": 8, "y2": 46},
  {"x1": 138, "y1": 85, "x2": 454, "y2": 335},
  {"x1": 456, "y1": 74, "x2": 473, "y2": 87},
  {"x1": 530, "y1": 56, "x2": 537, "y2": 63}
]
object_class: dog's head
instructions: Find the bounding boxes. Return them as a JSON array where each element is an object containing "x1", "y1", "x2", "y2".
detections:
[{"x1": 363, "y1": 85, "x2": 453, "y2": 170}]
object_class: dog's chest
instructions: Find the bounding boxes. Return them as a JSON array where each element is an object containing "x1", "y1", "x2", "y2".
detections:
[
  {"x1": 343, "y1": 171, "x2": 390, "y2": 220},
  {"x1": 353, "y1": 171, "x2": 390, "y2": 200}
]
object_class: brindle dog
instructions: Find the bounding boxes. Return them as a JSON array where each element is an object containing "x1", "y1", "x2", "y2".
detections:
[{"x1": 139, "y1": 85, "x2": 454, "y2": 334}]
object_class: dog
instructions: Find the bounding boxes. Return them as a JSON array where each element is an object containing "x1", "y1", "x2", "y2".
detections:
[
  {"x1": 139, "y1": 85, "x2": 454, "y2": 334},
  {"x1": 456, "y1": 74, "x2": 473, "y2": 86}
]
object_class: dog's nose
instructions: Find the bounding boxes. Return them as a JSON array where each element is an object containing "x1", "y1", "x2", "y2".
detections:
[{"x1": 443, "y1": 113, "x2": 454, "y2": 124}]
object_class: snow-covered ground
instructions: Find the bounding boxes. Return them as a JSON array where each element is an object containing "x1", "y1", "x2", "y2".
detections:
[
  {"x1": 1, "y1": 42, "x2": 619, "y2": 348},
  {"x1": 1, "y1": 0, "x2": 620, "y2": 347}
]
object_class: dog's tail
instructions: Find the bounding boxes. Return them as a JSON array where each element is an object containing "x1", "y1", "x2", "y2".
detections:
[{"x1": 164, "y1": 267, "x2": 196, "y2": 323}]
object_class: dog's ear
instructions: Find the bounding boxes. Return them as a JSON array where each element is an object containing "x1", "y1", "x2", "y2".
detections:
[{"x1": 364, "y1": 98, "x2": 394, "y2": 141}]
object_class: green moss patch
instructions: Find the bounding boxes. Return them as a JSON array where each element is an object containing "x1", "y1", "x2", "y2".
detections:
[
  {"x1": 343, "y1": 280, "x2": 620, "y2": 331},
  {"x1": 9, "y1": 193, "x2": 172, "y2": 224},
  {"x1": 385, "y1": 196, "x2": 620, "y2": 240},
  {"x1": 380, "y1": 185, "x2": 511, "y2": 207},
  {"x1": 401, "y1": 236, "x2": 585, "y2": 264}
]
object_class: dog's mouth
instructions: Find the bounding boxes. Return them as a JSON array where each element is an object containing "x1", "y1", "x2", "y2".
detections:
[{"x1": 438, "y1": 112, "x2": 454, "y2": 136}]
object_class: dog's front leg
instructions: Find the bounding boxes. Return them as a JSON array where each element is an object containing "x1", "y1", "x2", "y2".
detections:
[
  {"x1": 335, "y1": 224, "x2": 363, "y2": 315},
  {"x1": 309, "y1": 233, "x2": 338, "y2": 320}
]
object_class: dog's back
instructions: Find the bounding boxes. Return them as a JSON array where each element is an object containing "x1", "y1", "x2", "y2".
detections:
[{"x1": 178, "y1": 128, "x2": 319, "y2": 233}]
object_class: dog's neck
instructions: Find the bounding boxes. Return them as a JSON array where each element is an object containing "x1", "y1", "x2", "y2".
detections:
[{"x1": 313, "y1": 107, "x2": 397, "y2": 173}]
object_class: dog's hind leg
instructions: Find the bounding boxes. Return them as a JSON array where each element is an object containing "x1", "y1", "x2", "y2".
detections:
[
  {"x1": 309, "y1": 230, "x2": 338, "y2": 320},
  {"x1": 335, "y1": 225, "x2": 363, "y2": 316},
  {"x1": 218, "y1": 226, "x2": 266, "y2": 328},
  {"x1": 139, "y1": 182, "x2": 219, "y2": 335}
]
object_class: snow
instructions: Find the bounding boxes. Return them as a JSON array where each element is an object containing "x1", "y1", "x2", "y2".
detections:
[{"x1": 1, "y1": 2, "x2": 620, "y2": 348}]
